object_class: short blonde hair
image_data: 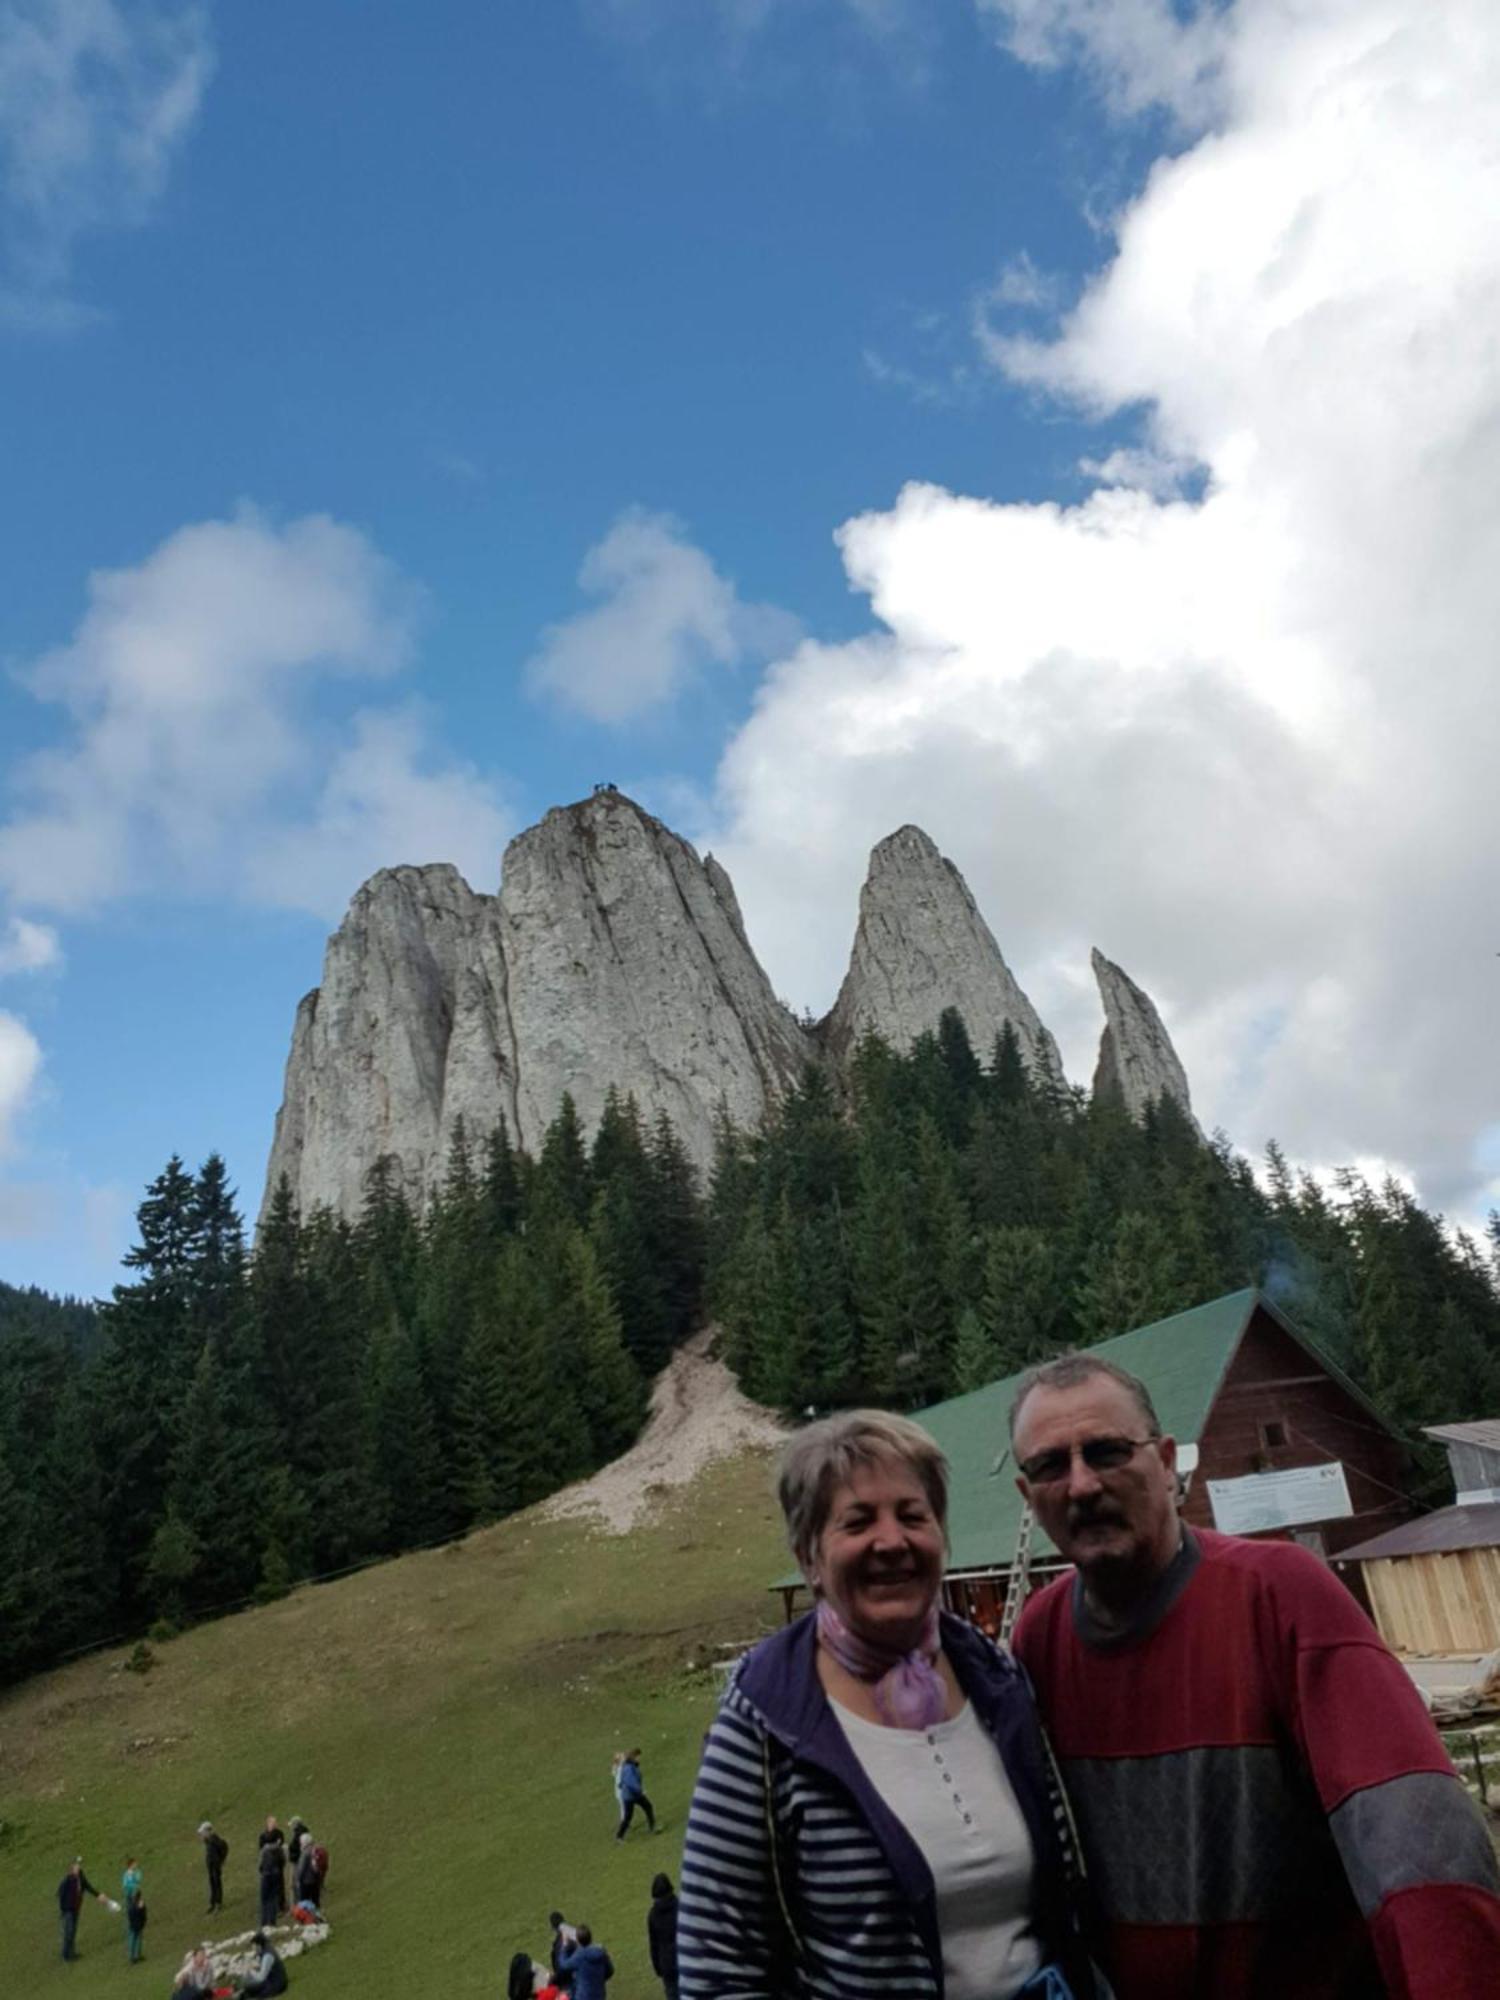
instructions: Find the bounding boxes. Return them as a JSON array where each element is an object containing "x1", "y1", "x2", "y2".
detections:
[{"x1": 778, "y1": 1409, "x2": 949, "y2": 1572}]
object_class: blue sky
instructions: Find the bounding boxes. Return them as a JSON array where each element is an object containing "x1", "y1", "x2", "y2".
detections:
[{"x1": 3, "y1": 0, "x2": 1498, "y2": 1297}]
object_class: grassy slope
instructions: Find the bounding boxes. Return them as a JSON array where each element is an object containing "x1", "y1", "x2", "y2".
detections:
[{"x1": 0, "y1": 1447, "x2": 787, "y2": 1998}]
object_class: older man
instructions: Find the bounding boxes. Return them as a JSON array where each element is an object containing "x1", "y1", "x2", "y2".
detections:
[{"x1": 1009, "y1": 1351, "x2": 1500, "y2": 1999}]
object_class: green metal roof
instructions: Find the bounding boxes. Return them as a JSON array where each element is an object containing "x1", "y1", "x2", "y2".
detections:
[
  {"x1": 928, "y1": 1288, "x2": 1263, "y2": 1573},
  {"x1": 774, "y1": 1287, "x2": 1273, "y2": 1589}
]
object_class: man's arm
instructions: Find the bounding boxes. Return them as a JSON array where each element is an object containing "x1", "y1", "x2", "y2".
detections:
[{"x1": 1275, "y1": 1550, "x2": 1500, "y2": 1998}]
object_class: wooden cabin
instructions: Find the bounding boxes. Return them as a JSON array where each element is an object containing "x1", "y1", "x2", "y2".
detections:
[
  {"x1": 773, "y1": 1288, "x2": 1415, "y2": 1625},
  {"x1": 1339, "y1": 1422, "x2": 1500, "y2": 1655}
]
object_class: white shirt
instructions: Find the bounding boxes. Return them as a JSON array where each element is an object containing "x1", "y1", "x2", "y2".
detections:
[{"x1": 832, "y1": 1698, "x2": 1043, "y2": 2000}]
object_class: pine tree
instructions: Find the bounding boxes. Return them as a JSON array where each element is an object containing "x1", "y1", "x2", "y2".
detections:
[
  {"x1": 1073, "y1": 1210, "x2": 1187, "y2": 1346},
  {"x1": 952, "y1": 1306, "x2": 1001, "y2": 1393},
  {"x1": 532, "y1": 1094, "x2": 592, "y2": 1230},
  {"x1": 981, "y1": 1226, "x2": 1060, "y2": 1372},
  {"x1": 295, "y1": 1208, "x2": 378, "y2": 1570},
  {"x1": 645, "y1": 1109, "x2": 706, "y2": 1346},
  {"x1": 481, "y1": 1117, "x2": 526, "y2": 1238},
  {"x1": 567, "y1": 1228, "x2": 645, "y2": 1460},
  {"x1": 94, "y1": 1156, "x2": 204, "y2": 1617},
  {"x1": 363, "y1": 1303, "x2": 446, "y2": 1555}
]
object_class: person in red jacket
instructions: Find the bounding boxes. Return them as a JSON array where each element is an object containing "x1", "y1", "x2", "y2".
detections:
[{"x1": 1008, "y1": 1350, "x2": 1500, "y2": 2000}]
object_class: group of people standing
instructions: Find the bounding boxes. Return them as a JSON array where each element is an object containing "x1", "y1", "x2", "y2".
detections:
[
  {"x1": 507, "y1": 1875, "x2": 680, "y2": 2000},
  {"x1": 247, "y1": 1814, "x2": 328, "y2": 1928},
  {"x1": 196, "y1": 1813, "x2": 327, "y2": 1926},
  {"x1": 676, "y1": 1358, "x2": 1500, "y2": 1999}
]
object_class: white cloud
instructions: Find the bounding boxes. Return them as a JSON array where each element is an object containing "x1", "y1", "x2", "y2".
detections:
[
  {"x1": 0, "y1": 0, "x2": 213, "y2": 326},
  {"x1": 0, "y1": 506, "x2": 511, "y2": 921},
  {"x1": 0, "y1": 914, "x2": 61, "y2": 974},
  {"x1": 245, "y1": 705, "x2": 513, "y2": 915},
  {"x1": 976, "y1": 0, "x2": 1233, "y2": 125},
  {"x1": 0, "y1": 1009, "x2": 41, "y2": 1152},
  {"x1": 708, "y1": 0, "x2": 1500, "y2": 1225},
  {"x1": 526, "y1": 508, "x2": 799, "y2": 726}
]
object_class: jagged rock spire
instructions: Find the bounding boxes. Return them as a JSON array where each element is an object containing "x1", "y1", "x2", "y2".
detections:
[
  {"x1": 1091, "y1": 946, "x2": 1200, "y2": 1132},
  {"x1": 824, "y1": 825, "x2": 1063, "y2": 1082}
]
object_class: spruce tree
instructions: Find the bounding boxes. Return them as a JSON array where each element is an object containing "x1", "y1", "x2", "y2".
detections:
[
  {"x1": 981, "y1": 1225, "x2": 1060, "y2": 1372},
  {"x1": 567, "y1": 1228, "x2": 646, "y2": 1460}
]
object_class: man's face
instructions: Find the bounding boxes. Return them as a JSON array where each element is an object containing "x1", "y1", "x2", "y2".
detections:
[{"x1": 1013, "y1": 1375, "x2": 1179, "y2": 1593}]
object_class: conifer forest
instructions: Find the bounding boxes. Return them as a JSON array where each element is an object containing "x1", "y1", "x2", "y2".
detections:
[{"x1": 3, "y1": 1011, "x2": 1499, "y2": 1687}]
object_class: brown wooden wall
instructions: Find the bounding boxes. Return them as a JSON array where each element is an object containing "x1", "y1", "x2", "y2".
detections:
[
  {"x1": 1184, "y1": 1307, "x2": 1413, "y2": 1567},
  {"x1": 1364, "y1": 1549, "x2": 1500, "y2": 1655}
]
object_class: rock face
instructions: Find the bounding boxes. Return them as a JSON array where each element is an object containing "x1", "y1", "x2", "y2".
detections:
[
  {"x1": 496, "y1": 793, "x2": 812, "y2": 1171},
  {"x1": 262, "y1": 864, "x2": 508, "y2": 1225},
  {"x1": 1091, "y1": 947, "x2": 1201, "y2": 1131},
  {"x1": 262, "y1": 795, "x2": 1201, "y2": 1226},
  {"x1": 262, "y1": 793, "x2": 812, "y2": 1222},
  {"x1": 823, "y1": 825, "x2": 1063, "y2": 1081}
]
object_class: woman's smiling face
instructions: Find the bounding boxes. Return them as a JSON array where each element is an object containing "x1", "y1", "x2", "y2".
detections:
[{"x1": 808, "y1": 1456, "x2": 946, "y2": 1651}]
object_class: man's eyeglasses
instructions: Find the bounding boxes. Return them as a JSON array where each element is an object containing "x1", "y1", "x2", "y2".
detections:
[{"x1": 1018, "y1": 1435, "x2": 1158, "y2": 1485}]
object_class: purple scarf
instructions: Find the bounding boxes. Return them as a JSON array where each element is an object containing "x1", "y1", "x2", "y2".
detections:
[{"x1": 815, "y1": 1599, "x2": 947, "y2": 1729}]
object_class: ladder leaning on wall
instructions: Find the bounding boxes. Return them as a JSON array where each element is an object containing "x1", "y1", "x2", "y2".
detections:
[{"x1": 997, "y1": 1499, "x2": 1036, "y2": 1650}]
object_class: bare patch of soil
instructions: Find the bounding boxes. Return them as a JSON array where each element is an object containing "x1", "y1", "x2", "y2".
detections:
[{"x1": 543, "y1": 1327, "x2": 786, "y2": 1535}]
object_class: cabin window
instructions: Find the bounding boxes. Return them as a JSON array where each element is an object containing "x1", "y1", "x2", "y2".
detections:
[{"x1": 1259, "y1": 1419, "x2": 1288, "y2": 1450}]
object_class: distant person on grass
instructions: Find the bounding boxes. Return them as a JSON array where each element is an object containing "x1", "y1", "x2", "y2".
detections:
[
  {"x1": 122, "y1": 1856, "x2": 145, "y2": 1963},
  {"x1": 198, "y1": 1821, "x2": 228, "y2": 1913},
  {"x1": 549, "y1": 1909, "x2": 578, "y2": 1991},
  {"x1": 237, "y1": 1930, "x2": 289, "y2": 1996},
  {"x1": 293, "y1": 1828, "x2": 324, "y2": 1908},
  {"x1": 647, "y1": 1872, "x2": 680, "y2": 2000},
  {"x1": 172, "y1": 1944, "x2": 213, "y2": 1994},
  {"x1": 558, "y1": 1924, "x2": 614, "y2": 2000},
  {"x1": 613, "y1": 1746, "x2": 655, "y2": 1839},
  {"x1": 125, "y1": 1885, "x2": 148, "y2": 1964},
  {"x1": 258, "y1": 1830, "x2": 285, "y2": 1929},
  {"x1": 57, "y1": 1856, "x2": 108, "y2": 1961},
  {"x1": 258, "y1": 1814, "x2": 288, "y2": 1914}
]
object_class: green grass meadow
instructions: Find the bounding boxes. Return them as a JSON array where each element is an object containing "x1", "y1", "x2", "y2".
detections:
[{"x1": 0, "y1": 1448, "x2": 787, "y2": 1999}]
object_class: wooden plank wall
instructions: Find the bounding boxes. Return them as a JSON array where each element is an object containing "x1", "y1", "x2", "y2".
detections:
[
  {"x1": 1188, "y1": 1310, "x2": 1413, "y2": 1558},
  {"x1": 1364, "y1": 1549, "x2": 1500, "y2": 1655}
]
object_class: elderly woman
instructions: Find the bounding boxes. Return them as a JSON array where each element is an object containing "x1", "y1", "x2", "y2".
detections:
[{"x1": 678, "y1": 1410, "x2": 1096, "y2": 2000}]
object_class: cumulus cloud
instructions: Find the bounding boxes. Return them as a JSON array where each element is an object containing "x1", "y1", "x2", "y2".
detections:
[
  {"x1": 245, "y1": 705, "x2": 512, "y2": 915},
  {"x1": 0, "y1": 506, "x2": 511, "y2": 921},
  {"x1": 0, "y1": 0, "x2": 213, "y2": 327},
  {"x1": 709, "y1": 0, "x2": 1500, "y2": 1224},
  {"x1": 0, "y1": 914, "x2": 61, "y2": 975},
  {"x1": 0, "y1": 1009, "x2": 41, "y2": 1152},
  {"x1": 976, "y1": 0, "x2": 1233, "y2": 125},
  {"x1": 526, "y1": 508, "x2": 799, "y2": 726}
]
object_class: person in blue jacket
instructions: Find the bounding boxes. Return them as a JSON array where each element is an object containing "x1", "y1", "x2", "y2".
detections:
[
  {"x1": 558, "y1": 1925, "x2": 614, "y2": 2000},
  {"x1": 613, "y1": 1747, "x2": 655, "y2": 1838}
]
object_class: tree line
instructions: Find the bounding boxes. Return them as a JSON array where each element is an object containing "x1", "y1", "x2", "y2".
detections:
[
  {"x1": 708, "y1": 1015, "x2": 1500, "y2": 1479},
  {"x1": 0, "y1": 1091, "x2": 701, "y2": 1687},
  {"x1": 4, "y1": 1010, "x2": 1499, "y2": 1688}
]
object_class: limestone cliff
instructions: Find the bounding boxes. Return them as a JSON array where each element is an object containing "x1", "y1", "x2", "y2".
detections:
[
  {"x1": 495, "y1": 791, "x2": 811, "y2": 1170},
  {"x1": 1091, "y1": 946, "x2": 1201, "y2": 1132},
  {"x1": 262, "y1": 798, "x2": 1200, "y2": 1227},
  {"x1": 262, "y1": 863, "x2": 507, "y2": 1223},
  {"x1": 261, "y1": 793, "x2": 811, "y2": 1222},
  {"x1": 823, "y1": 825, "x2": 1063, "y2": 1081}
]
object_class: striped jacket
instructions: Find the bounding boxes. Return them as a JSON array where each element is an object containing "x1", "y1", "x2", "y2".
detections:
[{"x1": 678, "y1": 1609, "x2": 1095, "y2": 2000}]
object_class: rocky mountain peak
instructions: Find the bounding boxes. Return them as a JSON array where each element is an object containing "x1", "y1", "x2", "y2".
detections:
[
  {"x1": 262, "y1": 797, "x2": 1202, "y2": 1227},
  {"x1": 823, "y1": 824, "x2": 1063, "y2": 1082},
  {"x1": 1090, "y1": 946, "x2": 1201, "y2": 1132}
]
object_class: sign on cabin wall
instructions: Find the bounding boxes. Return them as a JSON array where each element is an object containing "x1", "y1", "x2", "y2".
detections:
[{"x1": 1207, "y1": 1460, "x2": 1353, "y2": 1535}]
